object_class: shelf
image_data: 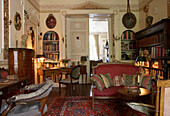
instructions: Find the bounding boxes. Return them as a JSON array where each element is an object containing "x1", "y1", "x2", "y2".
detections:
[
  {"x1": 43, "y1": 40, "x2": 59, "y2": 42},
  {"x1": 121, "y1": 49, "x2": 136, "y2": 51},
  {"x1": 43, "y1": 51, "x2": 59, "y2": 53},
  {"x1": 121, "y1": 39, "x2": 135, "y2": 41}
]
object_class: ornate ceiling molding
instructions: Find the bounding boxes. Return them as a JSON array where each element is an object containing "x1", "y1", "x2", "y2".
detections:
[
  {"x1": 28, "y1": 0, "x2": 40, "y2": 12},
  {"x1": 139, "y1": 0, "x2": 153, "y2": 11},
  {"x1": 71, "y1": 1, "x2": 109, "y2": 10},
  {"x1": 40, "y1": 2, "x2": 139, "y2": 13}
]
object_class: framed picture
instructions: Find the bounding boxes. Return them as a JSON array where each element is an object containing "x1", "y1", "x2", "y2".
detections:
[
  {"x1": 14, "y1": 12, "x2": 21, "y2": 31},
  {"x1": 46, "y1": 14, "x2": 56, "y2": 29}
]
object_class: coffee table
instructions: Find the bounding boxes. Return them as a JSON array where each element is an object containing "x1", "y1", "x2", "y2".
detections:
[{"x1": 118, "y1": 87, "x2": 150, "y2": 102}]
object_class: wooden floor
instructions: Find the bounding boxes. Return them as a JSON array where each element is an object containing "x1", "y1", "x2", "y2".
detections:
[{"x1": 48, "y1": 84, "x2": 92, "y2": 98}]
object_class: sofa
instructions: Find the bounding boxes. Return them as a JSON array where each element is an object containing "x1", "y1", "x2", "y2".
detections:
[{"x1": 91, "y1": 63, "x2": 139, "y2": 99}]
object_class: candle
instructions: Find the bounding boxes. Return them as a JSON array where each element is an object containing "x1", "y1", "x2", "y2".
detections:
[{"x1": 137, "y1": 75, "x2": 140, "y2": 84}]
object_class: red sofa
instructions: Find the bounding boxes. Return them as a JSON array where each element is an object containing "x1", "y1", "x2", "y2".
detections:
[
  {"x1": 91, "y1": 63, "x2": 139, "y2": 108},
  {"x1": 92, "y1": 63, "x2": 139, "y2": 98}
]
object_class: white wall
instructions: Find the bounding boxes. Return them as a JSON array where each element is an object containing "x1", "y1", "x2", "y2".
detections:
[{"x1": 139, "y1": 0, "x2": 168, "y2": 30}]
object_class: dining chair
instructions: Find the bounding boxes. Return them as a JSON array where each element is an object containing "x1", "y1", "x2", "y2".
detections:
[
  {"x1": 59, "y1": 65, "x2": 80, "y2": 95},
  {"x1": 1, "y1": 79, "x2": 54, "y2": 116}
]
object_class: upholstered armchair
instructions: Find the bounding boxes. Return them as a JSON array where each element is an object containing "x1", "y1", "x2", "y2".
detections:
[{"x1": 1, "y1": 79, "x2": 54, "y2": 116}]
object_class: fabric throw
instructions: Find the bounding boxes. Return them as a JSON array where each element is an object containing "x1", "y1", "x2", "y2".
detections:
[
  {"x1": 140, "y1": 75, "x2": 154, "y2": 90},
  {"x1": 123, "y1": 74, "x2": 137, "y2": 86},
  {"x1": 90, "y1": 75, "x2": 105, "y2": 91},
  {"x1": 112, "y1": 76, "x2": 124, "y2": 86},
  {"x1": 100, "y1": 73, "x2": 113, "y2": 88}
]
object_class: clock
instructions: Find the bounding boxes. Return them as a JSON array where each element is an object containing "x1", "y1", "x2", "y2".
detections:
[
  {"x1": 122, "y1": 12, "x2": 136, "y2": 29},
  {"x1": 46, "y1": 14, "x2": 56, "y2": 29}
]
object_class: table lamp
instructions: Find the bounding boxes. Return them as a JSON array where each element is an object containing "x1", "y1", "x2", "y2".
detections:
[
  {"x1": 36, "y1": 54, "x2": 45, "y2": 69},
  {"x1": 135, "y1": 56, "x2": 146, "y2": 86},
  {"x1": 80, "y1": 56, "x2": 87, "y2": 65}
]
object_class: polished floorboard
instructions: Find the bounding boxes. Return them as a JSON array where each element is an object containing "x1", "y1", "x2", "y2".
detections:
[{"x1": 48, "y1": 84, "x2": 92, "y2": 98}]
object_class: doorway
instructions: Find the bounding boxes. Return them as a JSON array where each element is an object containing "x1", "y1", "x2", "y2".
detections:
[{"x1": 89, "y1": 14, "x2": 112, "y2": 62}]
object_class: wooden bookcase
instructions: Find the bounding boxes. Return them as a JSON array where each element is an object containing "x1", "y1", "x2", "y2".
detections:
[
  {"x1": 8, "y1": 48, "x2": 34, "y2": 83},
  {"x1": 43, "y1": 31, "x2": 60, "y2": 61},
  {"x1": 135, "y1": 19, "x2": 170, "y2": 79}
]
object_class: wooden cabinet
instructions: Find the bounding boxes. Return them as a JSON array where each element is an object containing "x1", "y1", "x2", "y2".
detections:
[
  {"x1": 121, "y1": 30, "x2": 137, "y2": 61},
  {"x1": 135, "y1": 19, "x2": 170, "y2": 79},
  {"x1": 8, "y1": 48, "x2": 34, "y2": 83}
]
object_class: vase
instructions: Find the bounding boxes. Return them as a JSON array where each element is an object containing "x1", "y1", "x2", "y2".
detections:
[{"x1": 64, "y1": 63, "x2": 66, "y2": 67}]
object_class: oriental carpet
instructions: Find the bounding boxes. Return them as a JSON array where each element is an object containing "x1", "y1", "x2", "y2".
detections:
[{"x1": 47, "y1": 96, "x2": 130, "y2": 116}]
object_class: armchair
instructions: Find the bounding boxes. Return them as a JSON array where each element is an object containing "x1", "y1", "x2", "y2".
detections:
[{"x1": 1, "y1": 79, "x2": 54, "y2": 116}]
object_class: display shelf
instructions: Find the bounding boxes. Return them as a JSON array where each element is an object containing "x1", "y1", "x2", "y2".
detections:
[
  {"x1": 135, "y1": 19, "x2": 170, "y2": 79},
  {"x1": 43, "y1": 31, "x2": 60, "y2": 62}
]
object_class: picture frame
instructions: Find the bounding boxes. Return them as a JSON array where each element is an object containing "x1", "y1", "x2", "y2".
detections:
[
  {"x1": 46, "y1": 14, "x2": 56, "y2": 29},
  {"x1": 14, "y1": 12, "x2": 21, "y2": 31}
]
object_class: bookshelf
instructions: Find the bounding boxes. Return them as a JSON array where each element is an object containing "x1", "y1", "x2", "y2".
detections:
[
  {"x1": 43, "y1": 31, "x2": 60, "y2": 62},
  {"x1": 121, "y1": 30, "x2": 137, "y2": 61},
  {"x1": 135, "y1": 19, "x2": 170, "y2": 79}
]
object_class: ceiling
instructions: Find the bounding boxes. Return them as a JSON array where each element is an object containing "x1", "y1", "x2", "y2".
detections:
[{"x1": 28, "y1": 0, "x2": 151, "y2": 12}]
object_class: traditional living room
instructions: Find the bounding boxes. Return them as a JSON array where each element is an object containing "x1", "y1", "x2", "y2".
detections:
[{"x1": 0, "y1": 0, "x2": 170, "y2": 115}]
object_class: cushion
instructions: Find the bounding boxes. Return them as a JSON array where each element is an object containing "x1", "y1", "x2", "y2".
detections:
[
  {"x1": 90, "y1": 75, "x2": 105, "y2": 91},
  {"x1": 123, "y1": 74, "x2": 137, "y2": 86},
  {"x1": 112, "y1": 76, "x2": 124, "y2": 86},
  {"x1": 100, "y1": 73, "x2": 113, "y2": 88},
  {"x1": 0, "y1": 71, "x2": 8, "y2": 79},
  {"x1": 140, "y1": 75, "x2": 154, "y2": 90}
]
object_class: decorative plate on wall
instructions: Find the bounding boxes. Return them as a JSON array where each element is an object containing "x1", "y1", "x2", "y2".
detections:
[
  {"x1": 46, "y1": 14, "x2": 56, "y2": 29},
  {"x1": 14, "y1": 12, "x2": 21, "y2": 31},
  {"x1": 122, "y1": 0, "x2": 136, "y2": 29}
]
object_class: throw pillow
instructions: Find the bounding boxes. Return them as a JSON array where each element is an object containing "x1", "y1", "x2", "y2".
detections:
[
  {"x1": 90, "y1": 75, "x2": 105, "y2": 91},
  {"x1": 140, "y1": 75, "x2": 154, "y2": 90},
  {"x1": 100, "y1": 73, "x2": 113, "y2": 88},
  {"x1": 123, "y1": 74, "x2": 137, "y2": 86},
  {"x1": 112, "y1": 75, "x2": 124, "y2": 86}
]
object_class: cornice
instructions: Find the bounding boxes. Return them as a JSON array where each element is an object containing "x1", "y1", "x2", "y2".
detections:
[
  {"x1": 28, "y1": 0, "x2": 40, "y2": 12},
  {"x1": 40, "y1": 3, "x2": 139, "y2": 13}
]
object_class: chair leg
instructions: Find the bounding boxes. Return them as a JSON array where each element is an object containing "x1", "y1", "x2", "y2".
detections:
[{"x1": 59, "y1": 83, "x2": 61, "y2": 95}]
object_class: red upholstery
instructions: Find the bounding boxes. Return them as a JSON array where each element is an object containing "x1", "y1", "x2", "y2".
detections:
[
  {"x1": 92, "y1": 63, "x2": 139, "y2": 97},
  {"x1": 94, "y1": 86, "x2": 124, "y2": 97},
  {"x1": 0, "y1": 70, "x2": 8, "y2": 79},
  {"x1": 94, "y1": 63, "x2": 138, "y2": 79}
]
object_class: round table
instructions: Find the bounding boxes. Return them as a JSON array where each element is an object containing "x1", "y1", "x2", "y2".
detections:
[{"x1": 118, "y1": 87, "x2": 150, "y2": 102}]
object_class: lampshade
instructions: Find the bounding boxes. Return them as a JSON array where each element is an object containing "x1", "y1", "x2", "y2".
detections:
[
  {"x1": 81, "y1": 56, "x2": 87, "y2": 62},
  {"x1": 136, "y1": 56, "x2": 146, "y2": 62}
]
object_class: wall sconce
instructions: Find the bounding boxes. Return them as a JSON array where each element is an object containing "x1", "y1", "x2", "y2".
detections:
[
  {"x1": 4, "y1": 12, "x2": 13, "y2": 25},
  {"x1": 28, "y1": 27, "x2": 33, "y2": 35},
  {"x1": 38, "y1": 32, "x2": 43, "y2": 40},
  {"x1": 113, "y1": 34, "x2": 120, "y2": 42}
]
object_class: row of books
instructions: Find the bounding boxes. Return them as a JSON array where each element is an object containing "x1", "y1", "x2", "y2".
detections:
[
  {"x1": 43, "y1": 43, "x2": 59, "y2": 52},
  {"x1": 121, "y1": 31, "x2": 134, "y2": 40},
  {"x1": 151, "y1": 46, "x2": 165, "y2": 58},
  {"x1": 43, "y1": 32, "x2": 59, "y2": 40},
  {"x1": 44, "y1": 53, "x2": 60, "y2": 61}
]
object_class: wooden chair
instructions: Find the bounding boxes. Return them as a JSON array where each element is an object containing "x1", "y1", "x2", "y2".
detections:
[
  {"x1": 59, "y1": 65, "x2": 80, "y2": 95},
  {"x1": 155, "y1": 80, "x2": 170, "y2": 116},
  {"x1": 1, "y1": 79, "x2": 54, "y2": 116}
]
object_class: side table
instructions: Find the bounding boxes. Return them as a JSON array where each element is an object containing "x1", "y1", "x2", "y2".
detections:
[
  {"x1": 118, "y1": 87, "x2": 151, "y2": 102},
  {"x1": 80, "y1": 65, "x2": 87, "y2": 84}
]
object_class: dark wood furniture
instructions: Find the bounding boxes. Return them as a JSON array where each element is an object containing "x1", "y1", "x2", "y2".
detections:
[
  {"x1": 0, "y1": 77, "x2": 29, "y2": 111},
  {"x1": 8, "y1": 48, "x2": 34, "y2": 84},
  {"x1": 118, "y1": 87, "x2": 150, "y2": 102},
  {"x1": 135, "y1": 19, "x2": 170, "y2": 79},
  {"x1": 80, "y1": 65, "x2": 87, "y2": 84}
]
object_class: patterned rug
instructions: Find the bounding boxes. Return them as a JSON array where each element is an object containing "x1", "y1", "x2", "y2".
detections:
[{"x1": 47, "y1": 96, "x2": 131, "y2": 116}]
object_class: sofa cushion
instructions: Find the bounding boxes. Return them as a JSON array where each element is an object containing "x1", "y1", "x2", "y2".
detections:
[
  {"x1": 94, "y1": 86, "x2": 124, "y2": 97},
  {"x1": 0, "y1": 71, "x2": 8, "y2": 79},
  {"x1": 123, "y1": 74, "x2": 137, "y2": 86},
  {"x1": 112, "y1": 76, "x2": 124, "y2": 86},
  {"x1": 90, "y1": 75, "x2": 105, "y2": 91},
  {"x1": 100, "y1": 73, "x2": 113, "y2": 88},
  {"x1": 140, "y1": 75, "x2": 154, "y2": 90}
]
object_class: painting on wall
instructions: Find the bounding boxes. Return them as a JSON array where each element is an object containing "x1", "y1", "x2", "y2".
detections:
[
  {"x1": 14, "y1": 12, "x2": 21, "y2": 31},
  {"x1": 46, "y1": 14, "x2": 56, "y2": 29}
]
